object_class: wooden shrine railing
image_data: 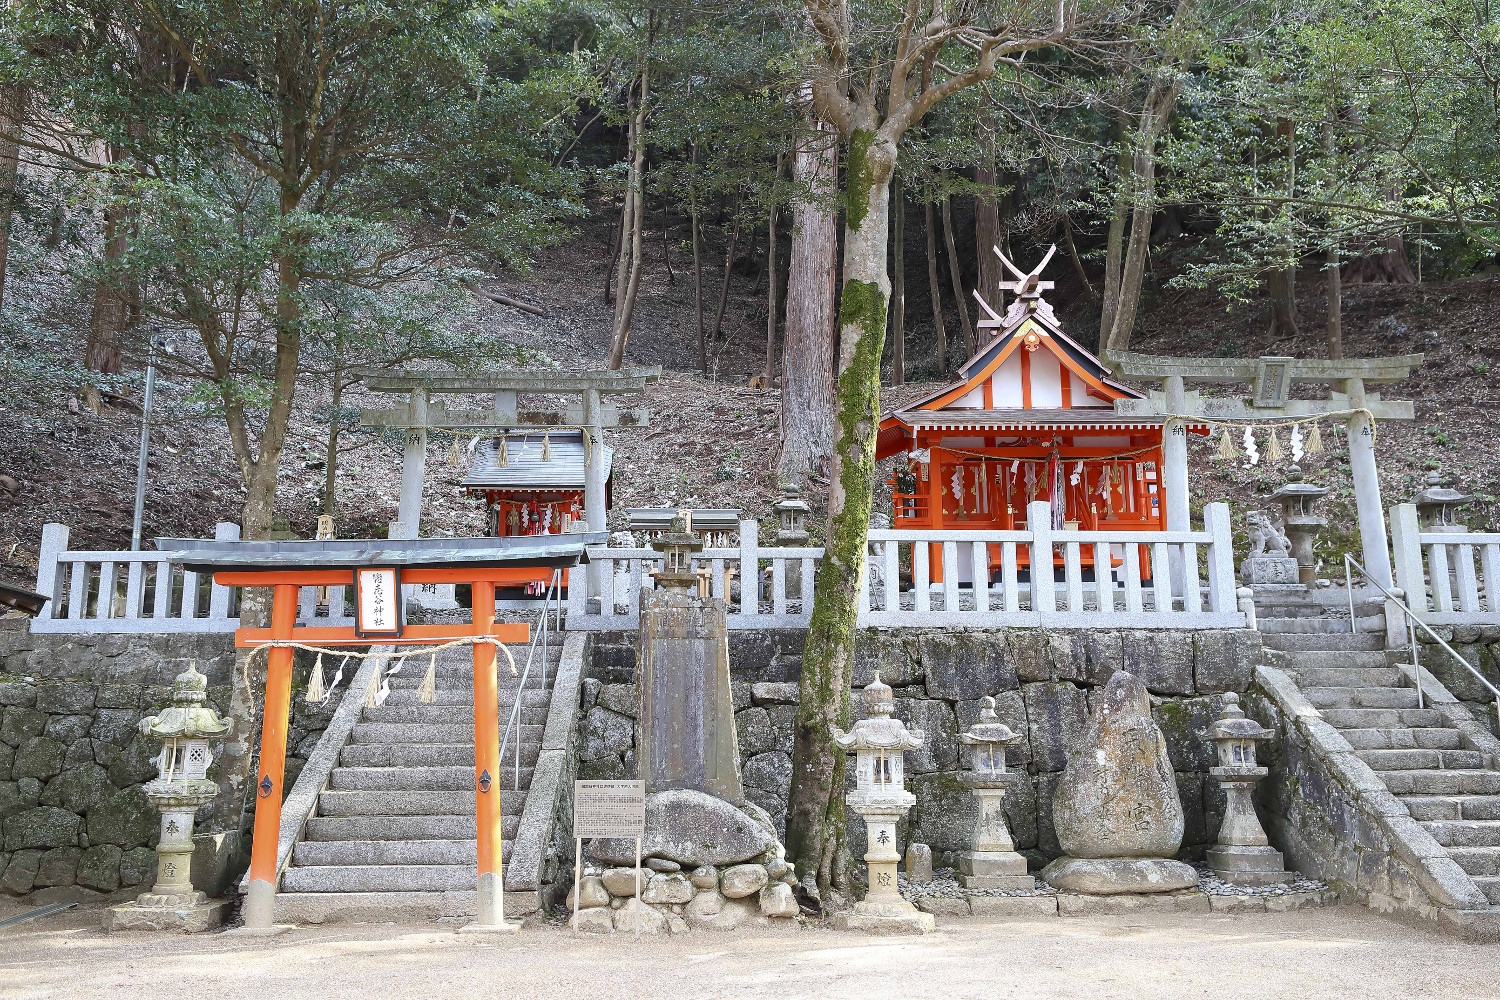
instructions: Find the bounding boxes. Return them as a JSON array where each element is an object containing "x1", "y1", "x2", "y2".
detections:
[
  {"x1": 1390, "y1": 503, "x2": 1500, "y2": 626},
  {"x1": 29, "y1": 523, "x2": 356, "y2": 634},
  {"x1": 564, "y1": 504, "x2": 1248, "y2": 631}
]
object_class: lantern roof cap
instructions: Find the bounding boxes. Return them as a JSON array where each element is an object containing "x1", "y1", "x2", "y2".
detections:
[
  {"x1": 1209, "y1": 693, "x2": 1270, "y2": 741},
  {"x1": 1269, "y1": 466, "x2": 1328, "y2": 502},
  {"x1": 1415, "y1": 470, "x2": 1471, "y2": 509},
  {"x1": 959, "y1": 695, "x2": 1021, "y2": 746},
  {"x1": 139, "y1": 662, "x2": 231, "y2": 741},
  {"x1": 833, "y1": 674, "x2": 925, "y2": 751},
  {"x1": 774, "y1": 483, "x2": 811, "y2": 513}
]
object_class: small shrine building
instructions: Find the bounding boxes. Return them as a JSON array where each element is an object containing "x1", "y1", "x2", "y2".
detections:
[
  {"x1": 875, "y1": 248, "x2": 1205, "y2": 581},
  {"x1": 461, "y1": 430, "x2": 614, "y2": 538}
]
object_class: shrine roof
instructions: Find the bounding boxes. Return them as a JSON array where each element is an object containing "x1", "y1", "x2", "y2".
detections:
[
  {"x1": 460, "y1": 430, "x2": 612, "y2": 492},
  {"x1": 162, "y1": 533, "x2": 609, "y2": 573},
  {"x1": 891, "y1": 409, "x2": 1166, "y2": 431}
]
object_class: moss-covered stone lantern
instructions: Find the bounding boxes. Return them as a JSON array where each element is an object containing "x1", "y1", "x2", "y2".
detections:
[
  {"x1": 1206, "y1": 693, "x2": 1291, "y2": 886},
  {"x1": 831, "y1": 674, "x2": 934, "y2": 934}
]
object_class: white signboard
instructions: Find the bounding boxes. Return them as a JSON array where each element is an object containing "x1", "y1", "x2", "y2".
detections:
[
  {"x1": 574, "y1": 780, "x2": 645, "y2": 838},
  {"x1": 356, "y1": 567, "x2": 402, "y2": 637}
]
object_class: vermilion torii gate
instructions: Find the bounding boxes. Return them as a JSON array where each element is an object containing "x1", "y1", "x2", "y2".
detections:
[{"x1": 172, "y1": 533, "x2": 603, "y2": 931}]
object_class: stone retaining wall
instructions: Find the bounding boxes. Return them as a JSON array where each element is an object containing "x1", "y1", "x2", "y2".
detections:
[
  {"x1": 0, "y1": 627, "x2": 343, "y2": 902},
  {"x1": 1412, "y1": 625, "x2": 1500, "y2": 735},
  {"x1": 580, "y1": 627, "x2": 1263, "y2": 870}
]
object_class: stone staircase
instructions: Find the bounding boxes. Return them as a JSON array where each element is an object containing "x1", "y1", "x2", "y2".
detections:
[
  {"x1": 274, "y1": 641, "x2": 560, "y2": 922},
  {"x1": 1262, "y1": 593, "x2": 1500, "y2": 908}
]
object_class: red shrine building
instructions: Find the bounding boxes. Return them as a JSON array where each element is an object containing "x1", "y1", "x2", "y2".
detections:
[
  {"x1": 461, "y1": 430, "x2": 613, "y2": 538},
  {"x1": 876, "y1": 248, "x2": 1199, "y2": 581}
]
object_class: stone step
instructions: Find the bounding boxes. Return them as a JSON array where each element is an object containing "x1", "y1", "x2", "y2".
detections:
[
  {"x1": 316, "y1": 789, "x2": 526, "y2": 817},
  {"x1": 1287, "y1": 666, "x2": 1407, "y2": 688},
  {"x1": 1382, "y1": 770, "x2": 1500, "y2": 796},
  {"x1": 1421, "y1": 820, "x2": 1500, "y2": 849},
  {"x1": 1261, "y1": 633, "x2": 1385, "y2": 652},
  {"x1": 1340, "y1": 728, "x2": 1461, "y2": 751},
  {"x1": 1276, "y1": 649, "x2": 1391, "y2": 669},
  {"x1": 282, "y1": 864, "x2": 479, "y2": 894},
  {"x1": 273, "y1": 890, "x2": 484, "y2": 924},
  {"x1": 1254, "y1": 599, "x2": 1382, "y2": 619},
  {"x1": 349, "y1": 723, "x2": 544, "y2": 745},
  {"x1": 1474, "y1": 876, "x2": 1500, "y2": 906},
  {"x1": 1304, "y1": 686, "x2": 1419, "y2": 710},
  {"x1": 293, "y1": 838, "x2": 483, "y2": 867},
  {"x1": 362, "y1": 703, "x2": 550, "y2": 726},
  {"x1": 1401, "y1": 796, "x2": 1500, "y2": 822},
  {"x1": 339, "y1": 743, "x2": 542, "y2": 768},
  {"x1": 384, "y1": 665, "x2": 558, "y2": 689},
  {"x1": 1259, "y1": 615, "x2": 1383, "y2": 634},
  {"x1": 1320, "y1": 708, "x2": 1443, "y2": 729},
  {"x1": 1357, "y1": 749, "x2": 1483, "y2": 771},
  {"x1": 1449, "y1": 847, "x2": 1500, "y2": 876},
  {"x1": 305, "y1": 814, "x2": 520, "y2": 842},
  {"x1": 330, "y1": 766, "x2": 533, "y2": 791},
  {"x1": 383, "y1": 686, "x2": 555, "y2": 707}
]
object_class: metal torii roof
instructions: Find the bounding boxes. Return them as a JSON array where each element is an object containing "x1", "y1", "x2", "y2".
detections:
[{"x1": 163, "y1": 533, "x2": 608, "y2": 574}]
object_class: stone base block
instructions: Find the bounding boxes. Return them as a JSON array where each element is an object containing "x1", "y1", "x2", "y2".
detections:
[
  {"x1": 457, "y1": 920, "x2": 524, "y2": 936},
  {"x1": 1208, "y1": 845, "x2": 1293, "y2": 886},
  {"x1": 1058, "y1": 891, "x2": 1210, "y2": 916},
  {"x1": 915, "y1": 897, "x2": 971, "y2": 916},
  {"x1": 1041, "y1": 857, "x2": 1198, "y2": 895},
  {"x1": 1241, "y1": 556, "x2": 1300, "y2": 586},
  {"x1": 957, "y1": 874, "x2": 1036, "y2": 891},
  {"x1": 103, "y1": 898, "x2": 229, "y2": 934},
  {"x1": 833, "y1": 897, "x2": 936, "y2": 935},
  {"x1": 969, "y1": 895, "x2": 1059, "y2": 918},
  {"x1": 958, "y1": 851, "x2": 1027, "y2": 877}
]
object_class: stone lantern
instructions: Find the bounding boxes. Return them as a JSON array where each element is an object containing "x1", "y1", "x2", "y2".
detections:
[
  {"x1": 774, "y1": 483, "x2": 810, "y2": 546},
  {"x1": 956, "y1": 696, "x2": 1031, "y2": 890},
  {"x1": 1414, "y1": 470, "x2": 1472, "y2": 533},
  {"x1": 1206, "y1": 693, "x2": 1291, "y2": 886},
  {"x1": 650, "y1": 509, "x2": 703, "y2": 593},
  {"x1": 104, "y1": 662, "x2": 233, "y2": 932},
  {"x1": 1268, "y1": 465, "x2": 1328, "y2": 585},
  {"x1": 831, "y1": 674, "x2": 934, "y2": 934}
]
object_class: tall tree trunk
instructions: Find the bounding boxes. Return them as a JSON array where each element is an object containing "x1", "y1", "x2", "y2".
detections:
[
  {"x1": 323, "y1": 364, "x2": 343, "y2": 517},
  {"x1": 974, "y1": 98, "x2": 1003, "y2": 314},
  {"x1": 607, "y1": 77, "x2": 638, "y2": 309},
  {"x1": 710, "y1": 212, "x2": 741, "y2": 343},
  {"x1": 86, "y1": 209, "x2": 129, "y2": 376},
  {"x1": 777, "y1": 122, "x2": 837, "y2": 484},
  {"x1": 1061, "y1": 215, "x2": 1099, "y2": 301},
  {"x1": 1265, "y1": 265, "x2": 1299, "y2": 339},
  {"x1": 787, "y1": 123, "x2": 895, "y2": 905},
  {"x1": 0, "y1": 84, "x2": 25, "y2": 314},
  {"x1": 1343, "y1": 236, "x2": 1417, "y2": 284},
  {"x1": 924, "y1": 202, "x2": 947, "y2": 371},
  {"x1": 690, "y1": 143, "x2": 706, "y2": 372},
  {"x1": 1098, "y1": 107, "x2": 1132, "y2": 352},
  {"x1": 891, "y1": 175, "x2": 905, "y2": 386},
  {"x1": 941, "y1": 189, "x2": 974, "y2": 356},
  {"x1": 765, "y1": 155, "x2": 783, "y2": 384},
  {"x1": 1325, "y1": 240, "x2": 1342, "y2": 360},
  {"x1": 607, "y1": 66, "x2": 649, "y2": 370}
]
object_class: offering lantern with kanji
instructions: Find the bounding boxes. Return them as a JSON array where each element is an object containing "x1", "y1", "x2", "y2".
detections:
[{"x1": 832, "y1": 674, "x2": 935, "y2": 934}]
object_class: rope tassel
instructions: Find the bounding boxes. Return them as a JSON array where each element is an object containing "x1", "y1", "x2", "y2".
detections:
[
  {"x1": 1217, "y1": 428, "x2": 1237, "y2": 462},
  {"x1": 418, "y1": 654, "x2": 437, "y2": 704},
  {"x1": 1266, "y1": 427, "x2": 1285, "y2": 463},
  {"x1": 304, "y1": 652, "x2": 326, "y2": 704},
  {"x1": 1304, "y1": 420, "x2": 1324, "y2": 456},
  {"x1": 541, "y1": 431, "x2": 551, "y2": 462},
  {"x1": 447, "y1": 436, "x2": 464, "y2": 468},
  {"x1": 497, "y1": 434, "x2": 509, "y2": 468}
]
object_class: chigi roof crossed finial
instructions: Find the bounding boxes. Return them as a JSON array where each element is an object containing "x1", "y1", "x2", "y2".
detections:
[{"x1": 971, "y1": 243, "x2": 1062, "y2": 333}]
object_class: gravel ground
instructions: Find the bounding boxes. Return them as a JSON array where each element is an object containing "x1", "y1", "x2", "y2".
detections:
[{"x1": 4, "y1": 905, "x2": 1500, "y2": 1000}]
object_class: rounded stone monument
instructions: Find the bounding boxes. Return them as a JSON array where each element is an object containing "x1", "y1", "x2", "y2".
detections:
[{"x1": 1041, "y1": 671, "x2": 1196, "y2": 894}]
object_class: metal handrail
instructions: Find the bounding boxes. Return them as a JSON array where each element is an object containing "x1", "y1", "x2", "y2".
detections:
[
  {"x1": 499, "y1": 569, "x2": 561, "y2": 791},
  {"x1": 1344, "y1": 553, "x2": 1500, "y2": 725}
]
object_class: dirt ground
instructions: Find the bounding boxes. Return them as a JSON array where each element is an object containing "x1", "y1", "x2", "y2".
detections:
[{"x1": 4, "y1": 905, "x2": 1499, "y2": 1000}]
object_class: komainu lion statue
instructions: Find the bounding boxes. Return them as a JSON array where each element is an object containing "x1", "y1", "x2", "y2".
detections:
[{"x1": 1245, "y1": 510, "x2": 1291, "y2": 559}]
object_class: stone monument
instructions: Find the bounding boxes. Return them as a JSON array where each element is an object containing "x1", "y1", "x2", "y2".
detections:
[
  {"x1": 1041, "y1": 671, "x2": 1196, "y2": 894},
  {"x1": 1207, "y1": 694, "x2": 1292, "y2": 885},
  {"x1": 832, "y1": 675, "x2": 934, "y2": 934},
  {"x1": 956, "y1": 696, "x2": 1031, "y2": 890},
  {"x1": 104, "y1": 663, "x2": 232, "y2": 932},
  {"x1": 635, "y1": 511, "x2": 742, "y2": 800},
  {"x1": 1268, "y1": 467, "x2": 1328, "y2": 585},
  {"x1": 1239, "y1": 510, "x2": 1300, "y2": 588}
]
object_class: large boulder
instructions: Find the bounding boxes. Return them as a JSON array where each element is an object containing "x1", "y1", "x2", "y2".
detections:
[
  {"x1": 1052, "y1": 671, "x2": 1184, "y2": 859},
  {"x1": 589, "y1": 789, "x2": 775, "y2": 867}
]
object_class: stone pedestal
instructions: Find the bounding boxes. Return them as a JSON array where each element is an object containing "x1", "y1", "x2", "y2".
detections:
[
  {"x1": 1041, "y1": 857, "x2": 1196, "y2": 895},
  {"x1": 957, "y1": 773, "x2": 1031, "y2": 891},
  {"x1": 105, "y1": 779, "x2": 228, "y2": 933},
  {"x1": 1207, "y1": 844, "x2": 1291, "y2": 887},
  {"x1": 104, "y1": 893, "x2": 230, "y2": 933},
  {"x1": 1239, "y1": 555, "x2": 1301, "y2": 586},
  {"x1": 834, "y1": 808, "x2": 935, "y2": 935}
]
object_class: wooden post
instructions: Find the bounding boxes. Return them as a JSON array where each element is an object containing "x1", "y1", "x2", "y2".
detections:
[
  {"x1": 471, "y1": 579, "x2": 505, "y2": 927},
  {"x1": 242, "y1": 583, "x2": 298, "y2": 929}
]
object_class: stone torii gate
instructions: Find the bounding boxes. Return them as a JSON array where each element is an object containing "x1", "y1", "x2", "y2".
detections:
[
  {"x1": 359, "y1": 367, "x2": 660, "y2": 542},
  {"x1": 1107, "y1": 352, "x2": 1420, "y2": 636}
]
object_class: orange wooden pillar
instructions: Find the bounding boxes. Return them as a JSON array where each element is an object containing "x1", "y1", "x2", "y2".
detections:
[
  {"x1": 243, "y1": 583, "x2": 298, "y2": 929},
  {"x1": 470, "y1": 579, "x2": 507, "y2": 928}
]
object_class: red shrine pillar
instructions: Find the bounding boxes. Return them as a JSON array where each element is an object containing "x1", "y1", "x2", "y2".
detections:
[
  {"x1": 469, "y1": 579, "x2": 509, "y2": 929},
  {"x1": 243, "y1": 583, "x2": 299, "y2": 929}
]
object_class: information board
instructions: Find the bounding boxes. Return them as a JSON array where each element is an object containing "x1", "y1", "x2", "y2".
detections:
[{"x1": 573, "y1": 780, "x2": 645, "y2": 839}]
